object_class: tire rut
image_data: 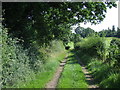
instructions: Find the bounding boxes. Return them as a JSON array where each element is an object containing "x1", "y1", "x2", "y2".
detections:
[
  {"x1": 76, "y1": 55, "x2": 99, "y2": 88},
  {"x1": 45, "y1": 56, "x2": 67, "y2": 89}
]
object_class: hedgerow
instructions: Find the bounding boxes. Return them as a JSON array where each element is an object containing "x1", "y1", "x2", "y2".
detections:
[
  {"x1": 75, "y1": 36, "x2": 120, "y2": 88},
  {"x1": 2, "y1": 27, "x2": 66, "y2": 88}
]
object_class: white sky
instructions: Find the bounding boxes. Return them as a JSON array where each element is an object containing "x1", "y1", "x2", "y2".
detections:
[{"x1": 72, "y1": 2, "x2": 118, "y2": 32}]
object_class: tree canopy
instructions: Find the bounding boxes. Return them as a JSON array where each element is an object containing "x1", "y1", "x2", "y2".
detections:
[
  {"x1": 2, "y1": 2, "x2": 117, "y2": 46},
  {"x1": 75, "y1": 26, "x2": 96, "y2": 38}
]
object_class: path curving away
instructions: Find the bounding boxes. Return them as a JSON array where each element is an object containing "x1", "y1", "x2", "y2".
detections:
[{"x1": 45, "y1": 57, "x2": 67, "y2": 89}]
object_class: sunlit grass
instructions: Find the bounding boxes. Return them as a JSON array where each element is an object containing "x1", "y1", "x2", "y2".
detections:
[
  {"x1": 67, "y1": 42, "x2": 74, "y2": 49},
  {"x1": 57, "y1": 64, "x2": 88, "y2": 88},
  {"x1": 18, "y1": 50, "x2": 67, "y2": 88},
  {"x1": 57, "y1": 51, "x2": 88, "y2": 88}
]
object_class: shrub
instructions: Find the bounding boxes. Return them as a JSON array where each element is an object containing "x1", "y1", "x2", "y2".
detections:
[
  {"x1": 87, "y1": 58, "x2": 120, "y2": 88},
  {"x1": 2, "y1": 27, "x2": 66, "y2": 88},
  {"x1": 76, "y1": 36, "x2": 120, "y2": 88},
  {"x1": 2, "y1": 28, "x2": 43, "y2": 87},
  {"x1": 74, "y1": 42, "x2": 81, "y2": 50},
  {"x1": 75, "y1": 36, "x2": 109, "y2": 61},
  {"x1": 108, "y1": 38, "x2": 120, "y2": 66},
  {"x1": 100, "y1": 73, "x2": 120, "y2": 88}
]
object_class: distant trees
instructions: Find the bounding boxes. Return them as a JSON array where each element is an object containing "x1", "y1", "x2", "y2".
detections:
[
  {"x1": 112, "y1": 25, "x2": 116, "y2": 36},
  {"x1": 74, "y1": 25, "x2": 120, "y2": 39},
  {"x1": 117, "y1": 27, "x2": 120, "y2": 38},
  {"x1": 75, "y1": 26, "x2": 96, "y2": 38},
  {"x1": 98, "y1": 25, "x2": 120, "y2": 38}
]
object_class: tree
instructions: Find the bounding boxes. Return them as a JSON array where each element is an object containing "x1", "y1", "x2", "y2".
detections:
[
  {"x1": 75, "y1": 26, "x2": 95, "y2": 38},
  {"x1": 117, "y1": 27, "x2": 120, "y2": 38},
  {"x1": 72, "y1": 33, "x2": 81, "y2": 43},
  {"x1": 2, "y1": 2, "x2": 117, "y2": 47},
  {"x1": 111, "y1": 25, "x2": 117, "y2": 37},
  {"x1": 99, "y1": 26, "x2": 117, "y2": 37},
  {"x1": 98, "y1": 29, "x2": 107, "y2": 37}
]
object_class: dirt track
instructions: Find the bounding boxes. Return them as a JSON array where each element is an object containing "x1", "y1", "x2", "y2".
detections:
[
  {"x1": 45, "y1": 59, "x2": 67, "y2": 88},
  {"x1": 76, "y1": 55, "x2": 99, "y2": 88},
  {"x1": 45, "y1": 54, "x2": 98, "y2": 89}
]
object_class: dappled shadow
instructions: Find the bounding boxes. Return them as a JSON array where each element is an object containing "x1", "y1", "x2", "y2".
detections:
[
  {"x1": 67, "y1": 55, "x2": 74, "y2": 59},
  {"x1": 65, "y1": 49, "x2": 99, "y2": 88},
  {"x1": 69, "y1": 49, "x2": 76, "y2": 54},
  {"x1": 82, "y1": 70, "x2": 99, "y2": 87},
  {"x1": 66, "y1": 50, "x2": 79, "y2": 64},
  {"x1": 67, "y1": 61, "x2": 78, "y2": 64},
  {"x1": 86, "y1": 80, "x2": 96, "y2": 86}
]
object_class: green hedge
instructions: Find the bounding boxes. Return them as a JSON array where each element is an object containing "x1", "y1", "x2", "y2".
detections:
[
  {"x1": 2, "y1": 28, "x2": 43, "y2": 87},
  {"x1": 75, "y1": 36, "x2": 120, "y2": 88},
  {"x1": 2, "y1": 28, "x2": 66, "y2": 88}
]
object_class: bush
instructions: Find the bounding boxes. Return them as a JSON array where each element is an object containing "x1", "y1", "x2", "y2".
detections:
[
  {"x1": 100, "y1": 73, "x2": 120, "y2": 88},
  {"x1": 74, "y1": 42, "x2": 81, "y2": 50},
  {"x1": 75, "y1": 36, "x2": 120, "y2": 88},
  {"x1": 87, "y1": 58, "x2": 120, "y2": 88},
  {"x1": 75, "y1": 36, "x2": 109, "y2": 62},
  {"x1": 2, "y1": 27, "x2": 66, "y2": 88},
  {"x1": 109, "y1": 38, "x2": 120, "y2": 66},
  {"x1": 2, "y1": 28, "x2": 44, "y2": 87}
]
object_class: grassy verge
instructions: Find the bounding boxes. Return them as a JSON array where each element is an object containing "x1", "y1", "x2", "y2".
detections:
[
  {"x1": 18, "y1": 51, "x2": 67, "y2": 88},
  {"x1": 87, "y1": 59, "x2": 120, "y2": 88},
  {"x1": 75, "y1": 36, "x2": 120, "y2": 88},
  {"x1": 57, "y1": 50, "x2": 88, "y2": 88}
]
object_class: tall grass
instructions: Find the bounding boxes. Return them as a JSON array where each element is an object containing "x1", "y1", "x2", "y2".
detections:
[
  {"x1": 2, "y1": 28, "x2": 67, "y2": 88},
  {"x1": 100, "y1": 73, "x2": 120, "y2": 88},
  {"x1": 75, "y1": 36, "x2": 120, "y2": 88},
  {"x1": 19, "y1": 51, "x2": 67, "y2": 88}
]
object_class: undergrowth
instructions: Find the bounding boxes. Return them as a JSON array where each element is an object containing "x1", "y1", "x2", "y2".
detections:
[
  {"x1": 75, "y1": 36, "x2": 120, "y2": 88},
  {"x1": 2, "y1": 28, "x2": 66, "y2": 88},
  {"x1": 19, "y1": 51, "x2": 66, "y2": 88}
]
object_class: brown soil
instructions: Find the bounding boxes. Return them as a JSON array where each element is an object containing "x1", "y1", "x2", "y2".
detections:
[
  {"x1": 45, "y1": 54, "x2": 98, "y2": 89},
  {"x1": 45, "y1": 58, "x2": 67, "y2": 89}
]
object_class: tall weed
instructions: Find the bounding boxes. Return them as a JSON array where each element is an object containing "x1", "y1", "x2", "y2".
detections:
[
  {"x1": 2, "y1": 28, "x2": 38, "y2": 87},
  {"x1": 2, "y1": 27, "x2": 66, "y2": 88},
  {"x1": 75, "y1": 36, "x2": 120, "y2": 88},
  {"x1": 100, "y1": 73, "x2": 120, "y2": 88}
]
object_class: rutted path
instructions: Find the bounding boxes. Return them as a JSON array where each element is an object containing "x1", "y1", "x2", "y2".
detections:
[
  {"x1": 76, "y1": 55, "x2": 99, "y2": 88},
  {"x1": 45, "y1": 56, "x2": 67, "y2": 88},
  {"x1": 45, "y1": 52, "x2": 98, "y2": 89}
]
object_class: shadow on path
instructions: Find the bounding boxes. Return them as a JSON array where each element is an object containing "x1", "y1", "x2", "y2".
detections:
[
  {"x1": 68, "y1": 49, "x2": 99, "y2": 89},
  {"x1": 45, "y1": 49, "x2": 99, "y2": 89}
]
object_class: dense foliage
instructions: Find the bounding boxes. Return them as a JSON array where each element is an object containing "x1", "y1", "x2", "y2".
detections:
[
  {"x1": 74, "y1": 25, "x2": 120, "y2": 39},
  {"x1": 2, "y1": 2, "x2": 116, "y2": 46},
  {"x1": 75, "y1": 26, "x2": 96, "y2": 38},
  {"x1": 74, "y1": 36, "x2": 120, "y2": 88},
  {"x1": 2, "y1": 28, "x2": 66, "y2": 88},
  {"x1": 1, "y1": 2, "x2": 118, "y2": 88},
  {"x1": 98, "y1": 26, "x2": 120, "y2": 38}
]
